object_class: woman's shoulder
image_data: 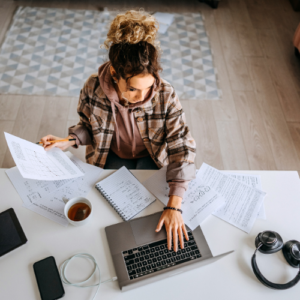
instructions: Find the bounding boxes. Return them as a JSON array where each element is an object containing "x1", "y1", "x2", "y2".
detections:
[
  {"x1": 153, "y1": 78, "x2": 182, "y2": 114},
  {"x1": 82, "y1": 73, "x2": 106, "y2": 100},
  {"x1": 159, "y1": 78, "x2": 174, "y2": 92},
  {"x1": 157, "y1": 78, "x2": 179, "y2": 105},
  {"x1": 158, "y1": 78, "x2": 177, "y2": 99}
]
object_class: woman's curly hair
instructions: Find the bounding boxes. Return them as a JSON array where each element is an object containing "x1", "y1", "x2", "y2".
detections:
[
  {"x1": 103, "y1": 9, "x2": 159, "y2": 49},
  {"x1": 103, "y1": 9, "x2": 162, "y2": 86}
]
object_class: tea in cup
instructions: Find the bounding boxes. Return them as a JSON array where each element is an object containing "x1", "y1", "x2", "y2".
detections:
[{"x1": 64, "y1": 197, "x2": 92, "y2": 226}]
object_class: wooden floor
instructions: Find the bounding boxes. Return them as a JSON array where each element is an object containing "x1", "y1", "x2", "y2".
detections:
[{"x1": 1, "y1": 0, "x2": 300, "y2": 173}]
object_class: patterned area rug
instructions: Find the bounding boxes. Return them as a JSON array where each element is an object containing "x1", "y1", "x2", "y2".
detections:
[{"x1": 0, "y1": 7, "x2": 221, "y2": 100}]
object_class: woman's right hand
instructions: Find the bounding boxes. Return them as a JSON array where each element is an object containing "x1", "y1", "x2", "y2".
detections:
[{"x1": 40, "y1": 135, "x2": 76, "y2": 151}]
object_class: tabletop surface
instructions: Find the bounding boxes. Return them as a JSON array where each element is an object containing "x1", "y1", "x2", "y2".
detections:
[{"x1": 1, "y1": 168, "x2": 300, "y2": 300}]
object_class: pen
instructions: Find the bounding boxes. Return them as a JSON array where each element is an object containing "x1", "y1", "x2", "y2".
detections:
[{"x1": 36, "y1": 138, "x2": 76, "y2": 145}]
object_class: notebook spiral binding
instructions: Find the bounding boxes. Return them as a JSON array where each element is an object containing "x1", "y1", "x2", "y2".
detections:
[{"x1": 95, "y1": 185, "x2": 127, "y2": 221}]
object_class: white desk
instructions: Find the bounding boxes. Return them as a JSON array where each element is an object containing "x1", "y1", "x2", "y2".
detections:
[{"x1": 1, "y1": 169, "x2": 300, "y2": 299}]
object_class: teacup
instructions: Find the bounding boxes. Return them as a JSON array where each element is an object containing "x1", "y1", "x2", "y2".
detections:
[{"x1": 64, "y1": 197, "x2": 93, "y2": 226}]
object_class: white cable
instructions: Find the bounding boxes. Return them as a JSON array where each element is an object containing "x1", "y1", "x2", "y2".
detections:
[{"x1": 60, "y1": 253, "x2": 118, "y2": 300}]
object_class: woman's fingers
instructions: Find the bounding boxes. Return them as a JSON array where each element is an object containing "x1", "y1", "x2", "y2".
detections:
[
  {"x1": 156, "y1": 211, "x2": 188, "y2": 251},
  {"x1": 43, "y1": 142, "x2": 57, "y2": 151},
  {"x1": 155, "y1": 214, "x2": 173, "y2": 250},
  {"x1": 182, "y1": 223, "x2": 189, "y2": 242},
  {"x1": 178, "y1": 226, "x2": 184, "y2": 249},
  {"x1": 39, "y1": 135, "x2": 72, "y2": 151},
  {"x1": 155, "y1": 216, "x2": 164, "y2": 232},
  {"x1": 172, "y1": 226, "x2": 178, "y2": 252},
  {"x1": 167, "y1": 227, "x2": 172, "y2": 250},
  {"x1": 41, "y1": 135, "x2": 57, "y2": 150},
  {"x1": 40, "y1": 134, "x2": 55, "y2": 145}
]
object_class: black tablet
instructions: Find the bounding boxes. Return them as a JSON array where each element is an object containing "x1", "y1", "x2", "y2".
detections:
[{"x1": 0, "y1": 208, "x2": 28, "y2": 257}]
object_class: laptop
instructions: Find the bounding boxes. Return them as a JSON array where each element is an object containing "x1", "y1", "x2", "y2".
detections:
[{"x1": 105, "y1": 212, "x2": 232, "y2": 291}]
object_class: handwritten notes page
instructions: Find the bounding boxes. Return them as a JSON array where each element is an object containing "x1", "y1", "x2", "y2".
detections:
[
  {"x1": 6, "y1": 153, "x2": 103, "y2": 226},
  {"x1": 143, "y1": 167, "x2": 226, "y2": 230},
  {"x1": 4, "y1": 132, "x2": 84, "y2": 180},
  {"x1": 199, "y1": 163, "x2": 266, "y2": 233},
  {"x1": 95, "y1": 166, "x2": 156, "y2": 221}
]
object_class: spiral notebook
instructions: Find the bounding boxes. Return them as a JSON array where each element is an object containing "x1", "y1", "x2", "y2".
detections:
[{"x1": 95, "y1": 166, "x2": 156, "y2": 221}]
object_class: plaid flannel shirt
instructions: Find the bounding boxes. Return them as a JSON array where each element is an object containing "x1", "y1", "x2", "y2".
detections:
[{"x1": 70, "y1": 74, "x2": 196, "y2": 171}]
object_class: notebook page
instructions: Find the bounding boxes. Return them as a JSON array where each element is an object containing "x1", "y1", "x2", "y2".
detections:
[{"x1": 96, "y1": 166, "x2": 156, "y2": 220}]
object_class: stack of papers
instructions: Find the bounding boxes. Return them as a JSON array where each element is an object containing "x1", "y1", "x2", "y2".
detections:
[
  {"x1": 6, "y1": 153, "x2": 103, "y2": 226},
  {"x1": 4, "y1": 133, "x2": 103, "y2": 226},
  {"x1": 143, "y1": 163, "x2": 266, "y2": 233}
]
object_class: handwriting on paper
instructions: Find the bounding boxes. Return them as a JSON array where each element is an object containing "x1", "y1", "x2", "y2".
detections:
[
  {"x1": 95, "y1": 166, "x2": 156, "y2": 221},
  {"x1": 6, "y1": 153, "x2": 103, "y2": 226}
]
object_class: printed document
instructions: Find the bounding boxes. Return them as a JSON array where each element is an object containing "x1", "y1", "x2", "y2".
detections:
[
  {"x1": 199, "y1": 163, "x2": 266, "y2": 233},
  {"x1": 4, "y1": 133, "x2": 84, "y2": 180},
  {"x1": 143, "y1": 167, "x2": 226, "y2": 230},
  {"x1": 223, "y1": 172, "x2": 266, "y2": 219},
  {"x1": 6, "y1": 153, "x2": 103, "y2": 226}
]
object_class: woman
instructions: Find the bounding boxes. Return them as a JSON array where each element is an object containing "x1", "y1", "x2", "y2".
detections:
[{"x1": 41, "y1": 10, "x2": 196, "y2": 252}]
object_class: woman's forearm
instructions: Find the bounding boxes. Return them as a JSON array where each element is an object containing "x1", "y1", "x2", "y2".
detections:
[{"x1": 167, "y1": 195, "x2": 182, "y2": 208}]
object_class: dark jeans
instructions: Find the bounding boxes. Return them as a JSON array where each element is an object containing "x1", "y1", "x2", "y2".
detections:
[{"x1": 104, "y1": 150, "x2": 159, "y2": 170}]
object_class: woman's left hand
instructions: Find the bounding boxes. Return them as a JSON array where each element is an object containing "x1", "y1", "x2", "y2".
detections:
[{"x1": 155, "y1": 195, "x2": 189, "y2": 252}]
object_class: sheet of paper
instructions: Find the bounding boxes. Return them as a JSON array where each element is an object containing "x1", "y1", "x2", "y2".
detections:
[
  {"x1": 4, "y1": 174, "x2": 74, "y2": 207},
  {"x1": 199, "y1": 163, "x2": 266, "y2": 233},
  {"x1": 222, "y1": 171, "x2": 266, "y2": 219},
  {"x1": 142, "y1": 167, "x2": 169, "y2": 204},
  {"x1": 4, "y1": 132, "x2": 84, "y2": 180},
  {"x1": 143, "y1": 167, "x2": 226, "y2": 230},
  {"x1": 6, "y1": 153, "x2": 103, "y2": 226},
  {"x1": 182, "y1": 178, "x2": 226, "y2": 230},
  {"x1": 153, "y1": 12, "x2": 174, "y2": 34}
]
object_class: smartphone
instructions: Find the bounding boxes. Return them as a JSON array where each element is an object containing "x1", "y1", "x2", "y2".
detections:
[{"x1": 33, "y1": 256, "x2": 65, "y2": 300}]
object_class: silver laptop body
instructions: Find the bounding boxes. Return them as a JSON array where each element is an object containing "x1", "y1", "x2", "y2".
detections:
[{"x1": 105, "y1": 212, "x2": 232, "y2": 292}]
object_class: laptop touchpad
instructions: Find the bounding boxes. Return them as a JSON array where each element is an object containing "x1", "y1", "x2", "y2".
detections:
[{"x1": 130, "y1": 213, "x2": 167, "y2": 246}]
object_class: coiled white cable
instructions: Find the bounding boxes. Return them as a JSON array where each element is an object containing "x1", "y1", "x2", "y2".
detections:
[{"x1": 60, "y1": 253, "x2": 118, "y2": 300}]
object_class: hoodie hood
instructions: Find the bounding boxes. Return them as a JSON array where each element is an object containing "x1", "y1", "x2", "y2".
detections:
[
  {"x1": 98, "y1": 61, "x2": 158, "y2": 109},
  {"x1": 98, "y1": 61, "x2": 160, "y2": 157}
]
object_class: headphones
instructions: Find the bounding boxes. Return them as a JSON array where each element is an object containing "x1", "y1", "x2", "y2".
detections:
[{"x1": 251, "y1": 230, "x2": 300, "y2": 289}]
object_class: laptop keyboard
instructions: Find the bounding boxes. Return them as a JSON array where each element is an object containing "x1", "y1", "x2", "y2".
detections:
[{"x1": 122, "y1": 231, "x2": 201, "y2": 280}]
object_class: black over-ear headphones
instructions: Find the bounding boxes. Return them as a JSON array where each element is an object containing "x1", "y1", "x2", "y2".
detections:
[{"x1": 251, "y1": 231, "x2": 300, "y2": 289}]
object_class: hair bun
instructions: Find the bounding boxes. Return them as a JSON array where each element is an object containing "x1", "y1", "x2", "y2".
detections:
[{"x1": 104, "y1": 9, "x2": 159, "y2": 49}]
